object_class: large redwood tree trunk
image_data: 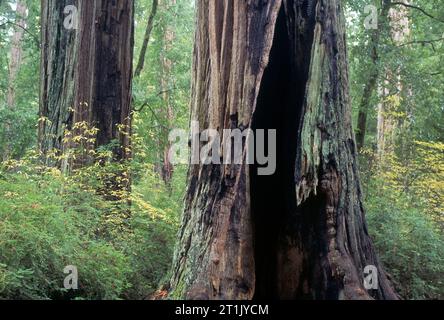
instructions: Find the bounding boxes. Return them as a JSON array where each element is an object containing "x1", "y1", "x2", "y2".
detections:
[
  {"x1": 39, "y1": 0, "x2": 134, "y2": 164},
  {"x1": 168, "y1": 0, "x2": 398, "y2": 300}
]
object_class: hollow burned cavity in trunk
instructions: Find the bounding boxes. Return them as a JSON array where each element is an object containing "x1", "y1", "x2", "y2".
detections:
[{"x1": 251, "y1": 0, "x2": 327, "y2": 300}]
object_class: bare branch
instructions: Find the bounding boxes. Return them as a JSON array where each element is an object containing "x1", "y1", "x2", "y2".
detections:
[
  {"x1": 391, "y1": 2, "x2": 444, "y2": 23},
  {"x1": 397, "y1": 37, "x2": 444, "y2": 50},
  {"x1": 1, "y1": 20, "x2": 40, "y2": 47}
]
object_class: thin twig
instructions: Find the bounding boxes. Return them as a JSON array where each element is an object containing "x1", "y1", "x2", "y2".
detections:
[{"x1": 391, "y1": 2, "x2": 444, "y2": 23}]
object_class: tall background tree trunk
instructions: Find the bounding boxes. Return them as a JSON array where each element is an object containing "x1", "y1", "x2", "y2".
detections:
[
  {"x1": 355, "y1": 0, "x2": 391, "y2": 152},
  {"x1": 39, "y1": 0, "x2": 134, "y2": 166},
  {"x1": 377, "y1": 3, "x2": 410, "y2": 159},
  {"x1": 168, "y1": 0, "x2": 398, "y2": 300},
  {"x1": 4, "y1": 0, "x2": 27, "y2": 160},
  {"x1": 7, "y1": 0, "x2": 27, "y2": 109},
  {"x1": 160, "y1": 0, "x2": 176, "y2": 188}
]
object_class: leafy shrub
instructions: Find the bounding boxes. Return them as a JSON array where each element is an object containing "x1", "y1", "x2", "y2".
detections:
[
  {"x1": 0, "y1": 155, "x2": 180, "y2": 300},
  {"x1": 366, "y1": 177, "x2": 444, "y2": 299},
  {"x1": 0, "y1": 161, "x2": 131, "y2": 299},
  {"x1": 122, "y1": 164, "x2": 182, "y2": 299},
  {"x1": 0, "y1": 106, "x2": 37, "y2": 159}
]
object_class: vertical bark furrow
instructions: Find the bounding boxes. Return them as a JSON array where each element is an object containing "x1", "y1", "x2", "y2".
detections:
[
  {"x1": 39, "y1": 0, "x2": 77, "y2": 159},
  {"x1": 39, "y1": 0, "x2": 134, "y2": 165}
]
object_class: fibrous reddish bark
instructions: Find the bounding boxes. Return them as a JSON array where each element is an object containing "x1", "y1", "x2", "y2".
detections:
[
  {"x1": 168, "y1": 0, "x2": 398, "y2": 300},
  {"x1": 39, "y1": 0, "x2": 134, "y2": 164}
]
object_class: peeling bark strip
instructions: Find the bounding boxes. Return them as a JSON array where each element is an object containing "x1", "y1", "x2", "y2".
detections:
[
  {"x1": 39, "y1": 0, "x2": 134, "y2": 162},
  {"x1": 168, "y1": 0, "x2": 398, "y2": 300}
]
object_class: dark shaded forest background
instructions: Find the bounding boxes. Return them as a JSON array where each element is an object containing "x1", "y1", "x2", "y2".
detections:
[{"x1": 0, "y1": 0, "x2": 443, "y2": 299}]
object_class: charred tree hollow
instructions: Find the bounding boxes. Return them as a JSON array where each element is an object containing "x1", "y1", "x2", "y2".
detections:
[{"x1": 250, "y1": 1, "x2": 322, "y2": 299}]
